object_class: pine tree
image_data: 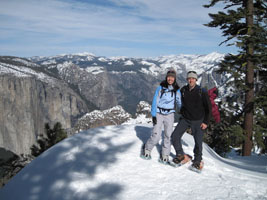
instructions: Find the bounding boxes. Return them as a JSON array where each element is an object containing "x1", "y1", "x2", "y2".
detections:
[
  {"x1": 204, "y1": 0, "x2": 266, "y2": 156},
  {"x1": 254, "y1": 69, "x2": 267, "y2": 153},
  {"x1": 31, "y1": 122, "x2": 67, "y2": 157},
  {"x1": 205, "y1": 101, "x2": 245, "y2": 156}
]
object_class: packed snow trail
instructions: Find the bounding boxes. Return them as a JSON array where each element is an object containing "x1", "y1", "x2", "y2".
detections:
[{"x1": 0, "y1": 124, "x2": 267, "y2": 200}]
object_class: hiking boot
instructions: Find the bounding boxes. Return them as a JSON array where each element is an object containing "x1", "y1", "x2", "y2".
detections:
[
  {"x1": 191, "y1": 160, "x2": 204, "y2": 170},
  {"x1": 191, "y1": 161, "x2": 201, "y2": 170},
  {"x1": 189, "y1": 161, "x2": 204, "y2": 173},
  {"x1": 143, "y1": 149, "x2": 151, "y2": 159},
  {"x1": 173, "y1": 154, "x2": 185, "y2": 164},
  {"x1": 161, "y1": 155, "x2": 169, "y2": 163}
]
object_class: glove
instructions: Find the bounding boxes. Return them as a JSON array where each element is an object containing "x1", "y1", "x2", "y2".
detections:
[{"x1": 152, "y1": 117, "x2": 157, "y2": 125}]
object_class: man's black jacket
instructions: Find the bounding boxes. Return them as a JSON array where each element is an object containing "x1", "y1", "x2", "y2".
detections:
[{"x1": 180, "y1": 85, "x2": 212, "y2": 125}]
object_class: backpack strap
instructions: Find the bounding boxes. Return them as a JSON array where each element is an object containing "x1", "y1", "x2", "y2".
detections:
[
  {"x1": 180, "y1": 86, "x2": 185, "y2": 98},
  {"x1": 199, "y1": 87, "x2": 208, "y2": 100},
  {"x1": 160, "y1": 87, "x2": 166, "y2": 98},
  {"x1": 159, "y1": 87, "x2": 177, "y2": 110},
  {"x1": 173, "y1": 90, "x2": 177, "y2": 110},
  {"x1": 160, "y1": 87, "x2": 175, "y2": 99},
  {"x1": 181, "y1": 85, "x2": 204, "y2": 99},
  {"x1": 199, "y1": 87, "x2": 202, "y2": 97}
]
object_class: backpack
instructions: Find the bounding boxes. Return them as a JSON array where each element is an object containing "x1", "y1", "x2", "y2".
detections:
[
  {"x1": 208, "y1": 87, "x2": 221, "y2": 123},
  {"x1": 180, "y1": 86, "x2": 220, "y2": 123}
]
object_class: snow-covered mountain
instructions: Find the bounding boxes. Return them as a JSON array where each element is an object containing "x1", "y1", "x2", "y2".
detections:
[
  {"x1": 0, "y1": 52, "x2": 227, "y2": 159},
  {"x1": 1, "y1": 52, "x2": 226, "y2": 116},
  {"x1": 28, "y1": 52, "x2": 226, "y2": 113},
  {"x1": 29, "y1": 52, "x2": 225, "y2": 83},
  {"x1": 0, "y1": 124, "x2": 266, "y2": 200},
  {"x1": 30, "y1": 52, "x2": 224, "y2": 75}
]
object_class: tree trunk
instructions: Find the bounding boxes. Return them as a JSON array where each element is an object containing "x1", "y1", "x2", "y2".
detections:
[{"x1": 242, "y1": 0, "x2": 254, "y2": 156}]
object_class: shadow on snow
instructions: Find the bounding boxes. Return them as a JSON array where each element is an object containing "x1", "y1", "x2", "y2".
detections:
[{"x1": 0, "y1": 125, "x2": 134, "y2": 200}]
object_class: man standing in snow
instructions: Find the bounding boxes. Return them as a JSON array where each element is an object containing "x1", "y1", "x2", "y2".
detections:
[
  {"x1": 171, "y1": 71, "x2": 212, "y2": 170},
  {"x1": 141, "y1": 69, "x2": 182, "y2": 163}
]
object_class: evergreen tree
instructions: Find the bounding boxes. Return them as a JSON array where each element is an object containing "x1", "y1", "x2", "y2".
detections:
[
  {"x1": 31, "y1": 122, "x2": 67, "y2": 157},
  {"x1": 205, "y1": 101, "x2": 245, "y2": 156},
  {"x1": 204, "y1": 0, "x2": 266, "y2": 155},
  {"x1": 254, "y1": 70, "x2": 267, "y2": 153}
]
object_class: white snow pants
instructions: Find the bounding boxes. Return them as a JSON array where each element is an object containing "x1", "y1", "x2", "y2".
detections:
[{"x1": 145, "y1": 113, "x2": 174, "y2": 157}]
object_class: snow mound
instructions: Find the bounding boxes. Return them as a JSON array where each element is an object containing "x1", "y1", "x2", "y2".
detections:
[{"x1": 0, "y1": 124, "x2": 266, "y2": 200}]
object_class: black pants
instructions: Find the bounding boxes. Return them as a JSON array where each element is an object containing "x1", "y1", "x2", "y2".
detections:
[{"x1": 171, "y1": 118, "x2": 204, "y2": 163}]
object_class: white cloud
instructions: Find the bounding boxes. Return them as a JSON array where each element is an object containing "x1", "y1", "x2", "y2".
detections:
[{"x1": 0, "y1": 0, "x2": 234, "y2": 57}]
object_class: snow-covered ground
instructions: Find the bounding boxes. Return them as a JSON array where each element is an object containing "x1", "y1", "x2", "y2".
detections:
[{"x1": 0, "y1": 124, "x2": 266, "y2": 200}]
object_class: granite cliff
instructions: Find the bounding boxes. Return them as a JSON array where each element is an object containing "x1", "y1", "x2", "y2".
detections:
[{"x1": 0, "y1": 57, "x2": 88, "y2": 155}]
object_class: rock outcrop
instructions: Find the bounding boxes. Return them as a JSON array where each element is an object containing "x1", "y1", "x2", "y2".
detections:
[
  {"x1": 74, "y1": 105, "x2": 132, "y2": 132},
  {"x1": 0, "y1": 57, "x2": 88, "y2": 155}
]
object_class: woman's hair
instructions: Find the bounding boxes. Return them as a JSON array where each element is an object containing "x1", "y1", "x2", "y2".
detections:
[{"x1": 160, "y1": 79, "x2": 180, "y2": 91}]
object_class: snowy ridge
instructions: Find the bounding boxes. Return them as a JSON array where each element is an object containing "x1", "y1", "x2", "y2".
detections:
[
  {"x1": 0, "y1": 124, "x2": 266, "y2": 200},
  {"x1": 85, "y1": 66, "x2": 105, "y2": 74},
  {"x1": 29, "y1": 52, "x2": 225, "y2": 78},
  {"x1": 27, "y1": 52, "x2": 229, "y2": 102},
  {"x1": 153, "y1": 52, "x2": 225, "y2": 76},
  {"x1": 81, "y1": 106, "x2": 131, "y2": 122},
  {"x1": 74, "y1": 105, "x2": 132, "y2": 132},
  {"x1": 98, "y1": 57, "x2": 108, "y2": 62},
  {"x1": 12, "y1": 58, "x2": 39, "y2": 67},
  {"x1": 0, "y1": 62, "x2": 56, "y2": 84},
  {"x1": 56, "y1": 61, "x2": 74, "y2": 72},
  {"x1": 114, "y1": 52, "x2": 224, "y2": 77},
  {"x1": 124, "y1": 60, "x2": 134, "y2": 66},
  {"x1": 111, "y1": 71, "x2": 136, "y2": 74}
]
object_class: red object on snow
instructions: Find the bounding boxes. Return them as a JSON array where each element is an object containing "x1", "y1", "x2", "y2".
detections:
[{"x1": 208, "y1": 87, "x2": 221, "y2": 123}]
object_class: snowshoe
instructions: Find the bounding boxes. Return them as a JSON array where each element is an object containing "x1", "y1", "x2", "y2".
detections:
[
  {"x1": 168, "y1": 154, "x2": 192, "y2": 168},
  {"x1": 189, "y1": 161, "x2": 204, "y2": 173},
  {"x1": 158, "y1": 155, "x2": 169, "y2": 165},
  {"x1": 140, "y1": 148, "x2": 151, "y2": 160}
]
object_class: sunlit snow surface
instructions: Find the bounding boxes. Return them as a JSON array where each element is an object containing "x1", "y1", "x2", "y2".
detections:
[{"x1": 0, "y1": 124, "x2": 266, "y2": 200}]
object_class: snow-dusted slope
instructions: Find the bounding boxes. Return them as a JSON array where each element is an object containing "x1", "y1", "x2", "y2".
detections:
[
  {"x1": 151, "y1": 52, "x2": 225, "y2": 76},
  {"x1": 0, "y1": 59, "x2": 56, "y2": 84},
  {"x1": 0, "y1": 124, "x2": 266, "y2": 200},
  {"x1": 29, "y1": 52, "x2": 225, "y2": 78}
]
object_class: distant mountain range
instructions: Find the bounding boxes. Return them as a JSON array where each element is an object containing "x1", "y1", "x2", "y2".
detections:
[
  {"x1": 0, "y1": 52, "x2": 227, "y2": 157},
  {"x1": 29, "y1": 52, "x2": 226, "y2": 113}
]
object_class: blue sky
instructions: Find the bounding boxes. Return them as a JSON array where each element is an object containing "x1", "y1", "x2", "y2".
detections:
[{"x1": 0, "y1": 0, "x2": 237, "y2": 58}]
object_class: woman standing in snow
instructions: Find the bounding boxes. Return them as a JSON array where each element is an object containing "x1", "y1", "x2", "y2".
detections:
[{"x1": 141, "y1": 69, "x2": 182, "y2": 163}]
